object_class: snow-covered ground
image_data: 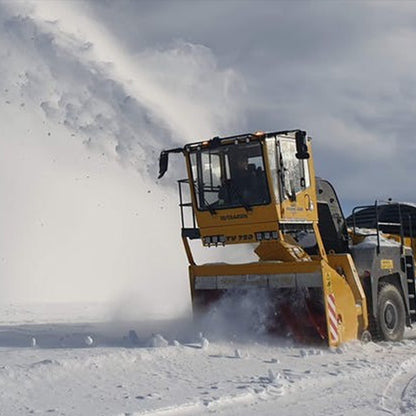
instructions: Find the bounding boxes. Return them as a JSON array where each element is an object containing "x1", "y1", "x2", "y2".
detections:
[{"x1": 1, "y1": 303, "x2": 416, "y2": 416}]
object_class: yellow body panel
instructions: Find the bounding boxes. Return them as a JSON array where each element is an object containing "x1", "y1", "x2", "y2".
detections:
[
  {"x1": 185, "y1": 137, "x2": 320, "y2": 246},
  {"x1": 321, "y1": 262, "x2": 359, "y2": 346},
  {"x1": 196, "y1": 204, "x2": 278, "y2": 230},
  {"x1": 326, "y1": 254, "x2": 369, "y2": 345},
  {"x1": 255, "y1": 239, "x2": 311, "y2": 262}
]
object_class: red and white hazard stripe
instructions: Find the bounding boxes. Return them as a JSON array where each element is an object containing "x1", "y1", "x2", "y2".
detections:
[{"x1": 327, "y1": 293, "x2": 339, "y2": 343}]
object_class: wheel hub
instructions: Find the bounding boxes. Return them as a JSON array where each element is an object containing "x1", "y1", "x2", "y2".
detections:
[{"x1": 384, "y1": 301, "x2": 398, "y2": 331}]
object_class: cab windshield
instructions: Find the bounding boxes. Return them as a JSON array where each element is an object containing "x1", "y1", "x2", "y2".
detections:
[{"x1": 189, "y1": 141, "x2": 270, "y2": 211}]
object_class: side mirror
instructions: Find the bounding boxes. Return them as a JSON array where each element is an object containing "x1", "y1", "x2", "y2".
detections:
[
  {"x1": 295, "y1": 131, "x2": 310, "y2": 159},
  {"x1": 158, "y1": 151, "x2": 169, "y2": 179}
]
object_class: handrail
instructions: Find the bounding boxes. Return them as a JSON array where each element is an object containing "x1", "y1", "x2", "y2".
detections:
[{"x1": 351, "y1": 200, "x2": 406, "y2": 255}]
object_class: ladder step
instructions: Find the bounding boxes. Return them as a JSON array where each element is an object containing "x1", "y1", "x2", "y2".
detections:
[
  {"x1": 408, "y1": 279, "x2": 415, "y2": 283},
  {"x1": 409, "y1": 294, "x2": 415, "y2": 299},
  {"x1": 410, "y1": 309, "x2": 416, "y2": 314}
]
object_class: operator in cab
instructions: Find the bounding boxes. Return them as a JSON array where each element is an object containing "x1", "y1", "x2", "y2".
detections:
[{"x1": 218, "y1": 152, "x2": 268, "y2": 207}]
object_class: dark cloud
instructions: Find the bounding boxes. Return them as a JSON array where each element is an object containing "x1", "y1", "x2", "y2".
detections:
[{"x1": 83, "y1": 1, "x2": 416, "y2": 210}]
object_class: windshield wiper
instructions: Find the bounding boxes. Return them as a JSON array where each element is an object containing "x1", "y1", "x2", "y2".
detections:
[
  {"x1": 205, "y1": 201, "x2": 217, "y2": 215},
  {"x1": 194, "y1": 182, "x2": 217, "y2": 214}
]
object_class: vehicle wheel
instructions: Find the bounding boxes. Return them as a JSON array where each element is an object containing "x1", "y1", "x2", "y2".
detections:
[{"x1": 376, "y1": 284, "x2": 405, "y2": 342}]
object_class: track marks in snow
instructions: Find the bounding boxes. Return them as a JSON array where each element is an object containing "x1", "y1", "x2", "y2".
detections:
[
  {"x1": 3, "y1": 334, "x2": 416, "y2": 416},
  {"x1": 122, "y1": 346, "x2": 324, "y2": 416},
  {"x1": 130, "y1": 386, "x2": 281, "y2": 416},
  {"x1": 380, "y1": 356, "x2": 416, "y2": 415}
]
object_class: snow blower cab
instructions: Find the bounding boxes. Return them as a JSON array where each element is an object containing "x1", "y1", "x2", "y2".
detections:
[{"x1": 159, "y1": 130, "x2": 369, "y2": 347}]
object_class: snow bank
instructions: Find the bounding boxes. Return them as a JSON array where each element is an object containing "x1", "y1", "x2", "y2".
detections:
[{"x1": 355, "y1": 234, "x2": 401, "y2": 248}]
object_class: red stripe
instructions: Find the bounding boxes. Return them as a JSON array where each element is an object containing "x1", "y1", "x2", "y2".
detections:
[{"x1": 327, "y1": 294, "x2": 339, "y2": 342}]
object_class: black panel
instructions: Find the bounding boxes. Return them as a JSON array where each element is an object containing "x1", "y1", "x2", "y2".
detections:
[
  {"x1": 182, "y1": 228, "x2": 201, "y2": 239},
  {"x1": 346, "y1": 204, "x2": 416, "y2": 238},
  {"x1": 316, "y1": 177, "x2": 349, "y2": 254}
]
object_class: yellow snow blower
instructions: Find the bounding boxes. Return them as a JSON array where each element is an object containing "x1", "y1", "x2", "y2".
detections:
[{"x1": 159, "y1": 130, "x2": 416, "y2": 346}]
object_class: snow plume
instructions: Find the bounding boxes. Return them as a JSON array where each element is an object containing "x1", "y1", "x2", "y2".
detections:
[
  {"x1": 197, "y1": 289, "x2": 282, "y2": 341},
  {"x1": 196, "y1": 288, "x2": 323, "y2": 344},
  {"x1": 2, "y1": 1, "x2": 245, "y2": 172},
  {"x1": 0, "y1": 1, "x2": 246, "y2": 312}
]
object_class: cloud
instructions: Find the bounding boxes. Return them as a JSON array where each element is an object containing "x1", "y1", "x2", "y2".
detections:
[{"x1": 78, "y1": 0, "x2": 416, "y2": 207}]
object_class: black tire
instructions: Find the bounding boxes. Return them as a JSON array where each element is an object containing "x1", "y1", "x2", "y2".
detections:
[{"x1": 376, "y1": 284, "x2": 405, "y2": 342}]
